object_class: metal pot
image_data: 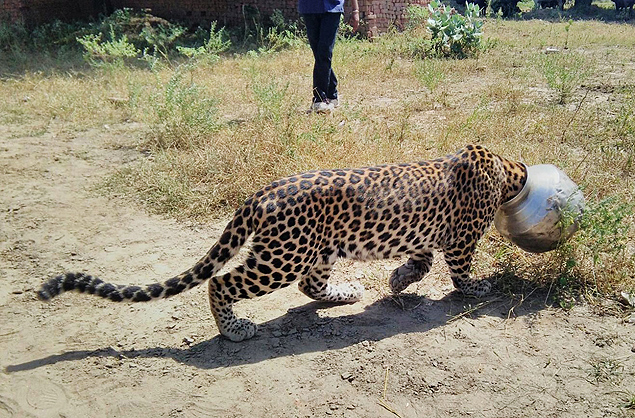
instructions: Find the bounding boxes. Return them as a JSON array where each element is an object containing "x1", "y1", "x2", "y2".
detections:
[{"x1": 494, "y1": 164, "x2": 585, "y2": 253}]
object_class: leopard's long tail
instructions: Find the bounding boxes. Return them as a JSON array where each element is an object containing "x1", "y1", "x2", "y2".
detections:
[{"x1": 38, "y1": 208, "x2": 255, "y2": 303}]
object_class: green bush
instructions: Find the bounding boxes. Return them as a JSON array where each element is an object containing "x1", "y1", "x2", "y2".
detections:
[
  {"x1": 77, "y1": 28, "x2": 139, "y2": 67},
  {"x1": 255, "y1": 9, "x2": 304, "y2": 54},
  {"x1": 406, "y1": 1, "x2": 484, "y2": 59},
  {"x1": 177, "y1": 22, "x2": 231, "y2": 64},
  {"x1": 539, "y1": 52, "x2": 591, "y2": 104},
  {"x1": 426, "y1": 1, "x2": 484, "y2": 58},
  {"x1": 544, "y1": 197, "x2": 634, "y2": 298}
]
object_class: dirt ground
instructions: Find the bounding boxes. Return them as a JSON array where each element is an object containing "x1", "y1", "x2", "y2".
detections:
[{"x1": 1, "y1": 122, "x2": 634, "y2": 418}]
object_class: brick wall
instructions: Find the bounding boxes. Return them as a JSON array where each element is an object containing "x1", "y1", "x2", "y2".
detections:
[
  {"x1": 0, "y1": 0, "x2": 107, "y2": 25},
  {"x1": 1, "y1": 0, "x2": 430, "y2": 35}
]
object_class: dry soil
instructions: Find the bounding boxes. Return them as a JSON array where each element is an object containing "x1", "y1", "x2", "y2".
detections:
[{"x1": 1, "y1": 122, "x2": 634, "y2": 417}]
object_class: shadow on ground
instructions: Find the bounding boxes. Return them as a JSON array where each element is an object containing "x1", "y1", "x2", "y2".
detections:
[{"x1": 6, "y1": 284, "x2": 550, "y2": 373}]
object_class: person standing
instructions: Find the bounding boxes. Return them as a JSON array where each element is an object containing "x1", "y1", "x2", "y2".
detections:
[{"x1": 299, "y1": 0, "x2": 360, "y2": 113}]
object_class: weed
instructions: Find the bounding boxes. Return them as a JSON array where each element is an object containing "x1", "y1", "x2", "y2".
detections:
[
  {"x1": 254, "y1": 10, "x2": 304, "y2": 54},
  {"x1": 140, "y1": 22, "x2": 185, "y2": 64},
  {"x1": 77, "y1": 28, "x2": 139, "y2": 68},
  {"x1": 177, "y1": 22, "x2": 231, "y2": 64},
  {"x1": 563, "y1": 19, "x2": 573, "y2": 49},
  {"x1": 405, "y1": 3, "x2": 430, "y2": 29},
  {"x1": 414, "y1": 59, "x2": 446, "y2": 93},
  {"x1": 150, "y1": 70, "x2": 220, "y2": 149},
  {"x1": 249, "y1": 69, "x2": 291, "y2": 122},
  {"x1": 588, "y1": 357, "x2": 624, "y2": 384},
  {"x1": 539, "y1": 51, "x2": 592, "y2": 104},
  {"x1": 617, "y1": 391, "x2": 635, "y2": 410}
]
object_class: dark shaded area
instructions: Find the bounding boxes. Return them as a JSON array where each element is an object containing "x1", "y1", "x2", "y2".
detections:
[
  {"x1": 5, "y1": 285, "x2": 550, "y2": 373},
  {"x1": 0, "y1": 7, "x2": 304, "y2": 78}
]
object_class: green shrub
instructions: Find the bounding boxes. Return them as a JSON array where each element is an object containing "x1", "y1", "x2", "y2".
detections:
[
  {"x1": 543, "y1": 197, "x2": 634, "y2": 297},
  {"x1": 427, "y1": 1, "x2": 484, "y2": 58},
  {"x1": 540, "y1": 51, "x2": 592, "y2": 104},
  {"x1": 77, "y1": 28, "x2": 140, "y2": 67},
  {"x1": 415, "y1": 59, "x2": 446, "y2": 92},
  {"x1": 407, "y1": 1, "x2": 484, "y2": 59},
  {"x1": 140, "y1": 22, "x2": 185, "y2": 63},
  {"x1": 256, "y1": 9, "x2": 304, "y2": 54},
  {"x1": 177, "y1": 22, "x2": 231, "y2": 64}
]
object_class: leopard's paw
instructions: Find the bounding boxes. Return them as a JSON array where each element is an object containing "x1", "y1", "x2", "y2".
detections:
[
  {"x1": 389, "y1": 262, "x2": 422, "y2": 294},
  {"x1": 219, "y1": 318, "x2": 258, "y2": 342},
  {"x1": 332, "y1": 282, "x2": 365, "y2": 303},
  {"x1": 460, "y1": 279, "x2": 492, "y2": 298}
]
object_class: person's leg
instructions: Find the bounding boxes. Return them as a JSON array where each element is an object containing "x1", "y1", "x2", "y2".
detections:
[
  {"x1": 304, "y1": 13, "x2": 340, "y2": 104},
  {"x1": 319, "y1": 13, "x2": 341, "y2": 102},
  {"x1": 302, "y1": 13, "x2": 327, "y2": 103}
]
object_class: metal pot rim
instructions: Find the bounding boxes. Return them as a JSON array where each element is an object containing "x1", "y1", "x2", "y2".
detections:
[{"x1": 499, "y1": 163, "x2": 530, "y2": 209}]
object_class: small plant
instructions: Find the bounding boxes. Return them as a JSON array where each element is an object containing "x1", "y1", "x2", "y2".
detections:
[
  {"x1": 540, "y1": 51, "x2": 591, "y2": 104},
  {"x1": 251, "y1": 78, "x2": 290, "y2": 121},
  {"x1": 77, "y1": 27, "x2": 139, "y2": 67},
  {"x1": 415, "y1": 59, "x2": 446, "y2": 92},
  {"x1": 611, "y1": 89, "x2": 635, "y2": 176},
  {"x1": 548, "y1": 196, "x2": 635, "y2": 299},
  {"x1": 563, "y1": 19, "x2": 573, "y2": 49},
  {"x1": 617, "y1": 391, "x2": 635, "y2": 410},
  {"x1": 256, "y1": 10, "x2": 303, "y2": 54},
  {"x1": 151, "y1": 70, "x2": 220, "y2": 149},
  {"x1": 588, "y1": 357, "x2": 624, "y2": 384},
  {"x1": 424, "y1": 1, "x2": 484, "y2": 58},
  {"x1": 575, "y1": 197, "x2": 632, "y2": 269},
  {"x1": 177, "y1": 22, "x2": 231, "y2": 64},
  {"x1": 406, "y1": 3, "x2": 431, "y2": 29},
  {"x1": 140, "y1": 22, "x2": 185, "y2": 63}
]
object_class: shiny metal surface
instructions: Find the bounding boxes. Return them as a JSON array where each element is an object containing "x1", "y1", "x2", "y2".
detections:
[{"x1": 494, "y1": 164, "x2": 584, "y2": 253}]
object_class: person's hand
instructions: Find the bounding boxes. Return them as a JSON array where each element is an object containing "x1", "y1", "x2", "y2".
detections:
[{"x1": 350, "y1": 10, "x2": 359, "y2": 32}]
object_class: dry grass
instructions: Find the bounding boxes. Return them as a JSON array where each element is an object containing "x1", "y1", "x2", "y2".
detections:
[{"x1": 1, "y1": 18, "x2": 634, "y2": 298}]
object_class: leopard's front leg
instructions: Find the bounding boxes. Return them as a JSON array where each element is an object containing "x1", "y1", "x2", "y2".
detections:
[
  {"x1": 443, "y1": 245, "x2": 491, "y2": 297},
  {"x1": 389, "y1": 252, "x2": 434, "y2": 294}
]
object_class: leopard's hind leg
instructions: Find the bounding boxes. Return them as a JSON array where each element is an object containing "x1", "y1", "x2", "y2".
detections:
[
  {"x1": 207, "y1": 248, "x2": 319, "y2": 341},
  {"x1": 298, "y1": 262, "x2": 364, "y2": 303}
]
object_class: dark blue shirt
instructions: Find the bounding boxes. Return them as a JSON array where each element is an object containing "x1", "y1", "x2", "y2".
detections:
[{"x1": 298, "y1": 0, "x2": 345, "y2": 14}]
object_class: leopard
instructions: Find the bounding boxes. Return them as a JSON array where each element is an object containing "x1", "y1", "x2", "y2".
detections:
[{"x1": 38, "y1": 144, "x2": 527, "y2": 342}]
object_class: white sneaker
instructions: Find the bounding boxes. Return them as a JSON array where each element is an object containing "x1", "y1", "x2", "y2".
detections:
[
  {"x1": 330, "y1": 98, "x2": 339, "y2": 108},
  {"x1": 311, "y1": 101, "x2": 334, "y2": 114}
]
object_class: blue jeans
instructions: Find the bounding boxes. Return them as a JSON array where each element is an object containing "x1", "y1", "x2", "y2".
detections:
[{"x1": 302, "y1": 12, "x2": 341, "y2": 103}]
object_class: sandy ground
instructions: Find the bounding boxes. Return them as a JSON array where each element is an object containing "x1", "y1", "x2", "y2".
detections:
[{"x1": 1, "y1": 122, "x2": 634, "y2": 418}]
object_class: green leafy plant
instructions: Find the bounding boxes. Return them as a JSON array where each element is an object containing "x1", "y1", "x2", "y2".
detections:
[
  {"x1": 425, "y1": 1, "x2": 484, "y2": 58},
  {"x1": 77, "y1": 27, "x2": 139, "y2": 67},
  {"x1": 177, "y1": 22, "x2": 231, "y2": 64},
  {"x1": 551, "y1": 196, "x2": 635, "y2": 298},
  {"x1": 247, "y1": 64, "x2": 293, "y2": 128},
  {"x1": 406, "y1": 3, "x2": 431, "y2": 29},
  {"x1": 256, "y1": 10, "x2": 304, "y2": 54},
  {"x1": 575, "y1": 197, "x2": 633, "y2": 269},
  {"x1": 140, "y1": 22, "x2": 185, "y2": 63}
]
